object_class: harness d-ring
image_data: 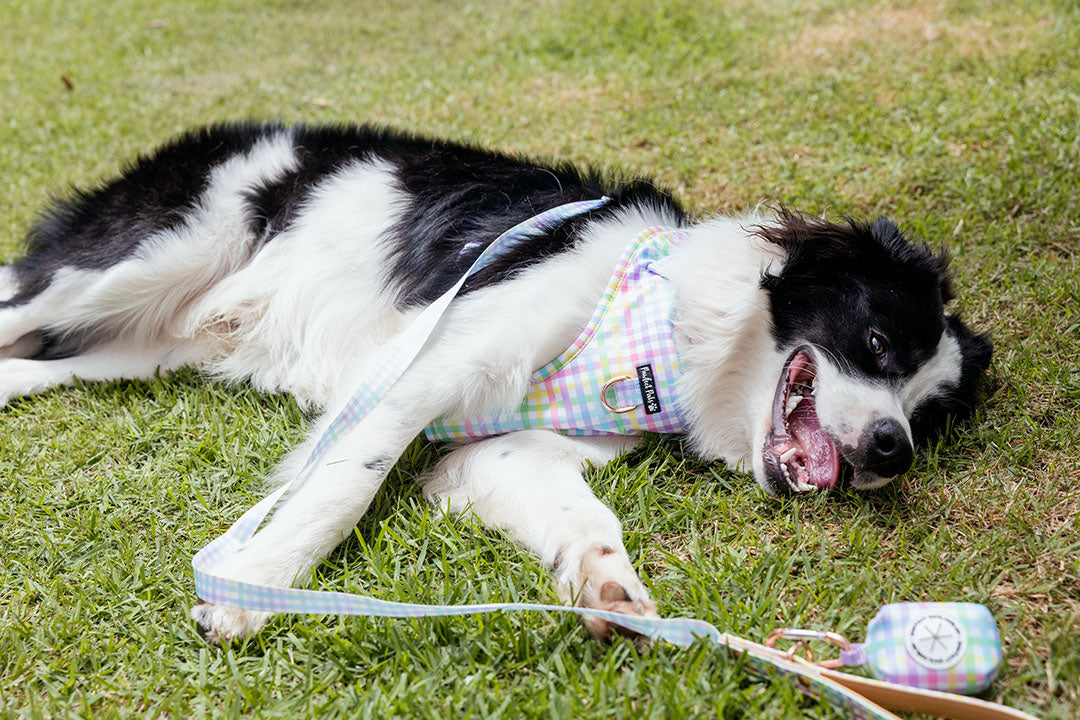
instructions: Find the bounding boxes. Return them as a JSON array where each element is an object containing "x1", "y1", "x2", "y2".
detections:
[{"x1": 600, "y1": 375, "x2": 639, "y2": 414}]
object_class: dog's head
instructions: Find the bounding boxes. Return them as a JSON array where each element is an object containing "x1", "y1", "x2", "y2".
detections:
[{"x1": 751, "y1": 211, "x2": 992, "y2": 494}]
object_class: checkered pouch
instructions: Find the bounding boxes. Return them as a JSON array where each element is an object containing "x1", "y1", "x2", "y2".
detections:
[{"x1": 861, "y1": 602, "x2": 1003, "y2": 694}]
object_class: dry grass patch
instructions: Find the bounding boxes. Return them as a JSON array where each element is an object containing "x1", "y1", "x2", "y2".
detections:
[{"x1": 776, "y1": 2, "x2": 1052, "y2": 72}]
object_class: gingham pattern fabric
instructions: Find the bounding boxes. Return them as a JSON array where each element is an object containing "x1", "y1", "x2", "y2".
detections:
[
  {"x1": 864, "y1": 602, "x2": 1002, "y2": 694},
  {"x1": 193, "y1": 199, "x2": 905, "y2": 720},
  {"x1": 426, "y1": 226, "x2": 686, "y2": 441}
]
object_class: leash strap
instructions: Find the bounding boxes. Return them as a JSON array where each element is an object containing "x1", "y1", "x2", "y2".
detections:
[
  {"x1": 192, "y1": 199, "x2": 1034, "y2": 720},
  {"x1": 818, "y1": 671, "x2": 1036, "y2": 720}
]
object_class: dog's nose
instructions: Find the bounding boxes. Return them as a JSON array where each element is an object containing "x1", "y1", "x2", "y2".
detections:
[{"x1": 862, "y1": 417, "x2": 913, "y2": 477}]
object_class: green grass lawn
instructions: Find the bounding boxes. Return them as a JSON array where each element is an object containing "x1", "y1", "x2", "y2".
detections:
[{"x1": 1, "y1": 0, "x2": 1077, "y2": 717}]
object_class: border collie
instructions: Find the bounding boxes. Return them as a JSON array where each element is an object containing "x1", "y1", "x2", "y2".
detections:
[{"x1": 0, "y1": 123, "x2": 991, "y2": 643}]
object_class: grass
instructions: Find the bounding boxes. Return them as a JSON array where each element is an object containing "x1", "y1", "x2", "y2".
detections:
[{"x1": 1, "y1": 0, "x2": 1078, "y2": 717}]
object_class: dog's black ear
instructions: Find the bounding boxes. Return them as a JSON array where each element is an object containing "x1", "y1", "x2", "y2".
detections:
[
  {"x1": 869, "y1": 216, "x2": 953, "y2": 304},
  {"x1": 754, "y1": 207, "x2": 846, "y2": 291},
  {"x1": 947, "y1": 313, "x2": 993, "y2": 383},
  {"x1": 909, "y1": 315, "x2": 993, "y2": 445}
]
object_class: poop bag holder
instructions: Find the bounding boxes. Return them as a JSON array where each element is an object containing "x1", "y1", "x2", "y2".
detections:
[
  {"x1": 771, "y1": 602, "x2": 1003, "y2": 695},
  {"x1": 862, "y1": 602, "x2": 1002, "y2": 694}
]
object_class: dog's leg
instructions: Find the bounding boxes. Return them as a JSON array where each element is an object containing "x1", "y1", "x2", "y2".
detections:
[
  {"x1": 0, "y1": 268, "x2": 98, "y2": 354},
  {"x1": 190, "y1": 319, "x2": 546, "y2": 642},
  {"x1": 190, "y1": 223, "x2": 631, "y2": 642},
  {"x1": 190, "y1": 380, "x2": 451, "y2": 643},
  {"x1": 422, "y1": 429, "x2": 657, "y2": 641},
  {"x1": 0, "y1": 340, "x2": 207, "y2": 406}
]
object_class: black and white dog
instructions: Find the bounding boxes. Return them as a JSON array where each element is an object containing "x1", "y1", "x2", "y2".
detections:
[{"x1": 1, "y1": 123, "x2": 991, "y2": 643}]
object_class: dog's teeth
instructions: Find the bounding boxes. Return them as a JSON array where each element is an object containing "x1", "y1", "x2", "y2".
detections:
[
  {"x1": 796, "y1": 480, "x2": 815, "y2": 492},
  {"x1": 784, "y1": 395, "x2": 803, "y2": 417},
  {"x1": 779, "y1": 447, "x2": 797, "y2": 463}
]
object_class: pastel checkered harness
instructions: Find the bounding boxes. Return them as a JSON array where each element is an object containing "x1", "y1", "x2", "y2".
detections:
[
  {"x1": 426, "y1": 224, "x2": 686, "y2": 441},
  {"x1": 192, "y1": 199, "x2": 1029, "y2": 720}
]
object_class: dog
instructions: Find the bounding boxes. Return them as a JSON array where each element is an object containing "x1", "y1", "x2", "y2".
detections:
[{"x1": 0, "y1": 122, "x2": 992, "y2": 643}]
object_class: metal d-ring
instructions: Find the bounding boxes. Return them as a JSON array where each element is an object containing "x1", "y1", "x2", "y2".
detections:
[{"x1": 600, "y1": 375, "x2": 639, "y2": 414}]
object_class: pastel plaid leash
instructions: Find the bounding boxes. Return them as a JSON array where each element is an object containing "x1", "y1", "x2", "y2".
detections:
[{"x1": 193, "y1": 198, "x2": 951, "y2": 720}]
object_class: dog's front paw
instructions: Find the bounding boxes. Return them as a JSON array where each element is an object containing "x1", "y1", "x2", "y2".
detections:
[
  {"x1": 191, "y1": 601, "x2": 271, "y2": 645},
  {"x1": 559, "y1": 544, "x2": 658, "y2": 645}
]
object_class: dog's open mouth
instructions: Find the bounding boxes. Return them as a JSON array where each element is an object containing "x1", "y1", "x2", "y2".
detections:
[{"x1": 762, "y1": 347, "x2": 840, "y2": 493}]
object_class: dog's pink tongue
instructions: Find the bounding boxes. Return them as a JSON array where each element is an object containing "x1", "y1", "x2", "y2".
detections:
[{"x1": 789, "y1": 401, "x2": 840, "y2": 489}]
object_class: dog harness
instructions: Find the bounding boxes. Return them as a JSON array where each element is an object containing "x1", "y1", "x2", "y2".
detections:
[
  {"x1": 193, "y1": 199, "x2": 1034, "y2": 720},
  {"x1": 425, "y1": 224, "x2": 686, "y2": 441}
]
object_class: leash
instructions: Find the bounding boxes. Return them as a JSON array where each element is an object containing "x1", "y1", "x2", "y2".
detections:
[{"x1": 192, "y1": 199, "x2": 1036, "y2": 720}]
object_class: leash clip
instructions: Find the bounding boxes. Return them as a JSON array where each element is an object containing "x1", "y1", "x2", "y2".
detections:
[{"x1": 765, "y1": 627, "x2": 855, "y2": 669}]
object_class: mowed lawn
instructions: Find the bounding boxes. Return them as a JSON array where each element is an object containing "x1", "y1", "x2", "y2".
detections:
[{"x1": 1, "y1": 0, "x2": 1077, "y2": 717}]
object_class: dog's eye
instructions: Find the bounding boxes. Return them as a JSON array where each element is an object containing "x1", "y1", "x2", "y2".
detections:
[{"x1": 869, "y1": 332, "x2": 887, "y2": 359}]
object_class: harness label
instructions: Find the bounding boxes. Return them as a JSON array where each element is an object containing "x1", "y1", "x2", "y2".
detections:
[{"x1": 636, "y1": 364, "x2": 662, "y2": 415}]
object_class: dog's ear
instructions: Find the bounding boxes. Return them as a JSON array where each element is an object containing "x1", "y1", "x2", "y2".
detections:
[
  {"x1": 869, "y1": 217, "x2": 953, "y2": 304},
  {"x1": 910, "y1": 314, "x2": 993, "y2": 445},
  {"x1": 754, "y1": 207, "x2": 847, "y2": 291},
  {"x1": 947, "y1": 313, "x2": 993, "y2": 383}
]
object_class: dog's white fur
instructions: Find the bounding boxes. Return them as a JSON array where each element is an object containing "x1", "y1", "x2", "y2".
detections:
[{"x1": 1, "y1": 140, "x2": 970, "y2": 643}]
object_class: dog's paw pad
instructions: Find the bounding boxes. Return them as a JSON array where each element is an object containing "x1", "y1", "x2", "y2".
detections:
[
  {"x1": 191, "y1": 601, "x2": 271, "y2": 645},
  {"x1": 599, "y1": 580, "x2": 631, "y2": 603},
  {"x1": 572, "y1": 545, "x2": 658, "y2": 644}
]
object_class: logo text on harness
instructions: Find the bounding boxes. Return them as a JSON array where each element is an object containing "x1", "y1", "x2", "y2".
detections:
[{"x1": 637, "y1": 364, "x2": 662, "y2": 415}]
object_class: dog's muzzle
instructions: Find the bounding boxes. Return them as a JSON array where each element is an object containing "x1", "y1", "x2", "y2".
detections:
[{"x1": 847, "y1": 417, "x2": 914, "y2": 483}]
